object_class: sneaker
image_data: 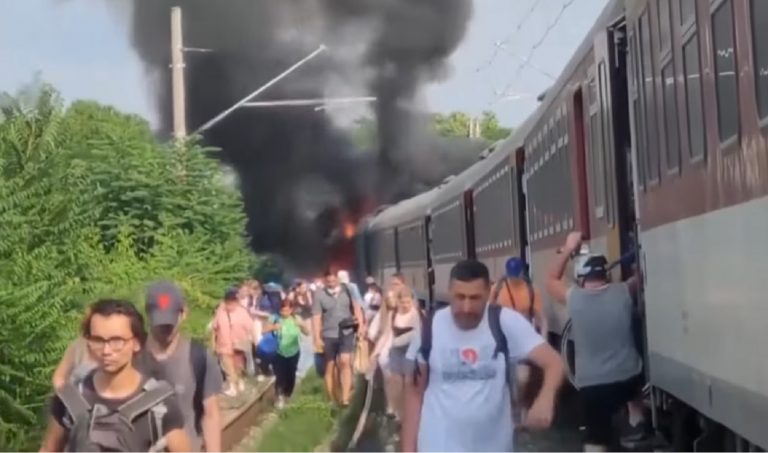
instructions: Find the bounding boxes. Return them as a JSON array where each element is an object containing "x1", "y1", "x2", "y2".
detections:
[
  {"x1": 276, "y1": 396, "x2": 285, "y2": 410},
  {"x1": 223, "y1": 387, "x2": 237, "y2": 397},
  {"x1": 238, "y1": 380, "x2": 246, "y2": 392},
  {"x1": 620, "y1": 418, "x2": 652, "y2": 444},
  {"x1": 256, "y1": 375, "x2": 265, "y2": 383}
]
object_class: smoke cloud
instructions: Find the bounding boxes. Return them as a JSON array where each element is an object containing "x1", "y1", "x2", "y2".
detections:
[{"x1": 124, "y1": 0, "x2": 478, "y2": 271}]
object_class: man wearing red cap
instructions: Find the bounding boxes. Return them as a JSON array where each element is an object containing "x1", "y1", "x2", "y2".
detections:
[{"x1": 142, "y1": 281, "x2": 223, "y2": 452}]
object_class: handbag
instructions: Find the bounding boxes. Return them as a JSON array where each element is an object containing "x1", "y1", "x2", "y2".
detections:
[{"x1": 257, "y1": 331, "x2": 279, "y2": 356}]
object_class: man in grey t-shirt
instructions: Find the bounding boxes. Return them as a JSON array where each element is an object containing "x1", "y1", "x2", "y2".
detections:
[
  {"x1": 143, "y1": 281, "x2": 224, "y2": 452},
  {"x1": 312, "y1": 270, "x2": 365, "y2": 406},
  {"x1": 546, "y1": 232, "x2": 647, "y2": 451}
]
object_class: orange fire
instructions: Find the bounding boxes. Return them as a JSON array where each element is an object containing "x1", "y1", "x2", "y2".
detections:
[{"x1": 342, "y1": 221, "x2": 356, "y2": 239}]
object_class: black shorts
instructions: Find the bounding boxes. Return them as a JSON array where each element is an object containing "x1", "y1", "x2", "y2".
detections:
[
  {"x1": 323, "y1": 333, "x2": 355, "y2": 362},
  {"x1": 580, "y1": 373, "x2": 644, "y2": 447}
]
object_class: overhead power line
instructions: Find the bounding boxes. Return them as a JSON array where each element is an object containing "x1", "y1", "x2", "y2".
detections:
[{"x1": 476, "y1": 0, "x2": 543, "y2": 73}]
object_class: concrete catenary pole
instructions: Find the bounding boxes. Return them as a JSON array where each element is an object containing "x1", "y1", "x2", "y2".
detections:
[{"x1": 171, "y1": 7, "x2": 187, "y2": 139}]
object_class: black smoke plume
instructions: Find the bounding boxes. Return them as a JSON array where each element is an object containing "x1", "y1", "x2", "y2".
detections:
[{"x1": 126, "y1": 0, "x2": 478, "y2": 271}]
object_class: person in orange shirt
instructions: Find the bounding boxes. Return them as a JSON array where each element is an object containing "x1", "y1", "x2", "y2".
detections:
[{"x1": 491, "y1": 256, "x2": 548, "y2": 423}]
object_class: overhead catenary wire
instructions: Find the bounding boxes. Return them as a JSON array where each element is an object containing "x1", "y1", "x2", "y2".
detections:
[{"x1": 475, "y1": 0, "x2": 543, "y2": 73}]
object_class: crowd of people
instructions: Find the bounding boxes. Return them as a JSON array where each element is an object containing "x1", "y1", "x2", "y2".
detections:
[{"x1": 40, "y1": 230, "x2": 649, "y2": 452}]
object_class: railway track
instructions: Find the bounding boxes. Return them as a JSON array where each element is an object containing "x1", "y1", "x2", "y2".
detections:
[{"x1": 220, "y1": 378, "x2": 276, "y2": 451}]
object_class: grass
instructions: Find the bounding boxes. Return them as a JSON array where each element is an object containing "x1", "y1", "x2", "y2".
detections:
[{"x1": 255, "y1": 373, "x2": 338, "y2": 452}]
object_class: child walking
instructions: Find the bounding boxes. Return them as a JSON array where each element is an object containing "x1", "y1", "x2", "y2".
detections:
[{"x1": 264, "y1": 299, "x2": 309, "y2": 409}]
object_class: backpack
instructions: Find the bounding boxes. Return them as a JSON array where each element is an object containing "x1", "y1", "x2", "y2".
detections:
[
  {"x1": 56, "y1": 376, "x2": 175, "y2": 452},
  {"x1": 415, "y1": 304, "x2": 512, "y2": 393}
]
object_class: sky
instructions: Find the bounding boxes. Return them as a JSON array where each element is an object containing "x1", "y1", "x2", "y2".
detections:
[{"x1": 0, "y1": 0, "x2": 609, "y2": 130}]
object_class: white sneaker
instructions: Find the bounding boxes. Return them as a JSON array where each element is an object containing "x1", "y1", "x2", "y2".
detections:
[
  {"x1": 276, "y1": 396, "x2": 285, "y2": 410},
  {"x1": 238, "y1": 380, "x2": 246, "y2": 392},
  {"x1": 256, "y1": 374, "x2": 265, "y2": 383},
  {"x1": 223, "y1": 387, "x2": 237, "y2": 397}
]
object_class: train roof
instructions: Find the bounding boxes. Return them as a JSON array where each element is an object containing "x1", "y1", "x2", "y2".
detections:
[
  {"x1": 367, "y1": 185, "x2": 444, "y2": 231},
  {"x1": 427, "y1": 0, "x2": 622, "y2": 211}
]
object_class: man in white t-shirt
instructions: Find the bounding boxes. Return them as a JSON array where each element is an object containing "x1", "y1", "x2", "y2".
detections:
[{"x1": 401, "y1": 260, "x2": 564, "y2": 452}]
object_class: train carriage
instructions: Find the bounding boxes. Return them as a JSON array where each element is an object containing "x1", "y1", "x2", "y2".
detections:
[
  {"x1": 356, "y1": 0, "x2": 768, "y2": 448},
  {"x1": 625, "y1": 0, "x2": 768, "y2": 449}
]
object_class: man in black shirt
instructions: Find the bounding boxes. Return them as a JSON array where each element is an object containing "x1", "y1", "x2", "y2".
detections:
[{"x1": 41, "y1": 299, "x2": 190, "y2": 452}]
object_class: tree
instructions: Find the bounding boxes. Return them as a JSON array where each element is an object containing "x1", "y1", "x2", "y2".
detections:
[
  {"x1": 0, "y1": 83, "x2": 272, "y2": 449},
  {"x1": 431, "y1": 110, "x2": 512, "y2": 141}
]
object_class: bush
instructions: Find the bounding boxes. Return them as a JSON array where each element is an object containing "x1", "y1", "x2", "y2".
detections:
[{"x1": 0, "y1": 82, "x2": 272, "y2": 450}]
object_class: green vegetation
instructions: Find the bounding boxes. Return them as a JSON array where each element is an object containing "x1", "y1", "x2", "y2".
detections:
[
  {"x1": 0, "y1": 81, "x2": 272, "y2": 450},
  {"x1": 433, "y1": 110, "x2": 513, "y2": 141},
  {"x1": 255, "y1": 373, "x2": 337, "y2": 452}
]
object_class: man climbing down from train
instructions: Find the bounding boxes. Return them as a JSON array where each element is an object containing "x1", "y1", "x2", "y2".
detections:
[
  {"x1": 546, "y1": 231, "x2": 649, "y2": 452},
  {"x1": 491, "y1": 256, "x2": 549, "y2": 424},
  {"x1": 400, "y1": 260, "x2": 564, "y2": 452}
]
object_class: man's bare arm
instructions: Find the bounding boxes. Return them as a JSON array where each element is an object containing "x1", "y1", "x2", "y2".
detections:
[
  {"x1": 201, "y1": 395, "x2": 221, "y2": 452},
  {"x1": 401, "y1": 362, "x2": 427, "y2": 452},
  {"x1": 523, "y1": 342, "x2": 564, "y2": 429},
  {"x1": 165, "y1": 428, "x2": 192, "y2": 453},
  {"x1": 547, "y1": 232, "x2": 583, "y2": 304},
  {"x1": 39, "y1": 417, "x2": 67, "y2": 452}
]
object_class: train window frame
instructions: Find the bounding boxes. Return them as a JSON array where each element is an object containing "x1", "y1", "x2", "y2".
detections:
[
  {"x1": 640, "y1": 8, "x2": 661, "y2": 187},
  {"x1": 661, "y1": 59, "x2": 682, "y2": 175},
  {"x1": 587, "y1": 69, "x2": 606, "y2": 220},
  {"x1": 658, "y1": 0, "x2": 672, "y2": 56},
  {"x1": 751, "y1": 0, "x2": 768, "y2": 126},
  {"x1": 710, "y1": 0, "x2": 741, "y2": 148},
  {"x1": 628, "y1": 26, "x2": 648, "y2": 191},
  {"x1": 681, "y1": 0, "x2": 697, "y2": 31}
]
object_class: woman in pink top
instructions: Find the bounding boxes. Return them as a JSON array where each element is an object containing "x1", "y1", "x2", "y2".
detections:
[{"x1": 213, "y1": 287, "x2": 254, "y2": 396}]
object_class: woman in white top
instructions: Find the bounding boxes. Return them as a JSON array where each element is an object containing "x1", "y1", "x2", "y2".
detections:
[{"x1": 368, "y1": 288, "x2": 420, "y2": 421}]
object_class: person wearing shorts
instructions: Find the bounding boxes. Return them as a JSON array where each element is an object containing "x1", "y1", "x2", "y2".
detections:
[
  {"x1": 312, "y1": 270, "x2": 364, "y2": 406},
  {"x1": 546, "y1": 232, "x2": 648, "y2": 451}
]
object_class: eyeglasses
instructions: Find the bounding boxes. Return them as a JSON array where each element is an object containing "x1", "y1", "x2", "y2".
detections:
[{"x1": 86, "y1": 336, "x2": 134, "y2": 351}]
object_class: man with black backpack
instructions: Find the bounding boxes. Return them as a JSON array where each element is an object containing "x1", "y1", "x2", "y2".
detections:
[
  {"x1": 401, "y1": 260, "x2": 564, "y2": 452},
  {"x1": 140, "y1": 281, "x2": 223, "y2": 452},
  {"x1": 41, "y1": 299, "x2": 190, "y2": 452}
]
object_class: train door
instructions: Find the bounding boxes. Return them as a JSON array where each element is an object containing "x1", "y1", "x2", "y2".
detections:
[
  {"x1": 463, "y1": 190, "x2": 476, "y2": 260},
  {"x1": 594, "y1": 17, "x2": 637, "y2": 273},
  {"x1": 572, "y1": 88, "x2": 592, "y2": 239},
  {"x1": 514, "y1": 147, "x2": 530, "y2": 268},
  {"x1": 424, "y1": 215, "x2": 434, "y2": 307}
]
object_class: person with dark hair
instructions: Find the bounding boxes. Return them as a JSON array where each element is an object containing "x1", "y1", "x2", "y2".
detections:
[
  {"x1": 264, "y1": 299, "x2": 310, "y2": 409},
  {"x1": 141, "y1": 281, "x2": 223, "y2": 452},
  {"x1": 401, "y1": 260, "x2": 564, "y2": 452},
  {"x1": 42, "y1": 299, "x2": 190, "y2": 452},
  {"x1": 212, "y1": 288, "x2": 254, "y2": 397},
  {"x1": 546, "y1": 232, "x2": 647, "y2": 451},
  {"x1": 312, "y1": 269, "x2": 365, "y2": 406}
]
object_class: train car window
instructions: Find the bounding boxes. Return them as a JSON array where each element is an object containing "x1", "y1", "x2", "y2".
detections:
[
  {"x1": 711, "y1": 0, "x2": 740, "y2": 144},
  {"x1": 658, "y1": 0, "x2": 672, "y2": 53},
  {"x1": 662, "y1": 61, "x2": 681, "y2": 173},
  {"x1": 752, "y1": 0, "x2": 768, "y2": 122},
  {"x1": 684, "y1": 33, "x2": 706, "y2": 160},
  {"x1": 641, "y1": 10, "x2": 661, "y2": 183},
  {"x1": 681, "y1": 0, "x2": 697, "y2": 28}
]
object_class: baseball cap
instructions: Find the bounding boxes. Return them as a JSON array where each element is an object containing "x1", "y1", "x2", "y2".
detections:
[
  {"x1": 505, "y1": 257, "x2": 525, "y2": 278},
  {"x1": 145, "y1": 281, "x2": 186, "y2": 327},
  {"x1": 574, "y1": 254, "x2": 608, "y2": 279}
]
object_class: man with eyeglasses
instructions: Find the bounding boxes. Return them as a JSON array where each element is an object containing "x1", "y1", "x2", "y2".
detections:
[{"x1": 41, "y1": 299, "x2": 191, "y2": 452}]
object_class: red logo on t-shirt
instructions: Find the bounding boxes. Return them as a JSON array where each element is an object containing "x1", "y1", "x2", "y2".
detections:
[
  {"x1": 157, "y1": 294, "x2": 171, "y2": 310},
  {"x1": 460, "y1": 347, "x2": 478, "y2": 365}
]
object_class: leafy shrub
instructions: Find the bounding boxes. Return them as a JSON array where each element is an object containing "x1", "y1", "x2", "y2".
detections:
[{"x1": 0, "y1": 82, "x2": 272, "y2": 450}]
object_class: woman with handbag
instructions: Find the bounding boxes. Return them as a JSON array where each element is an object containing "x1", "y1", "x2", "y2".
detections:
[{"x1": 263, "y1": 299, "x2": 310, "y2": 409}]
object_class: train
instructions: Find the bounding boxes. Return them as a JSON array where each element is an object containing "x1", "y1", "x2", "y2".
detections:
[{"x1": 353, "y1": 0, "x2": 768, "y2": 450}]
